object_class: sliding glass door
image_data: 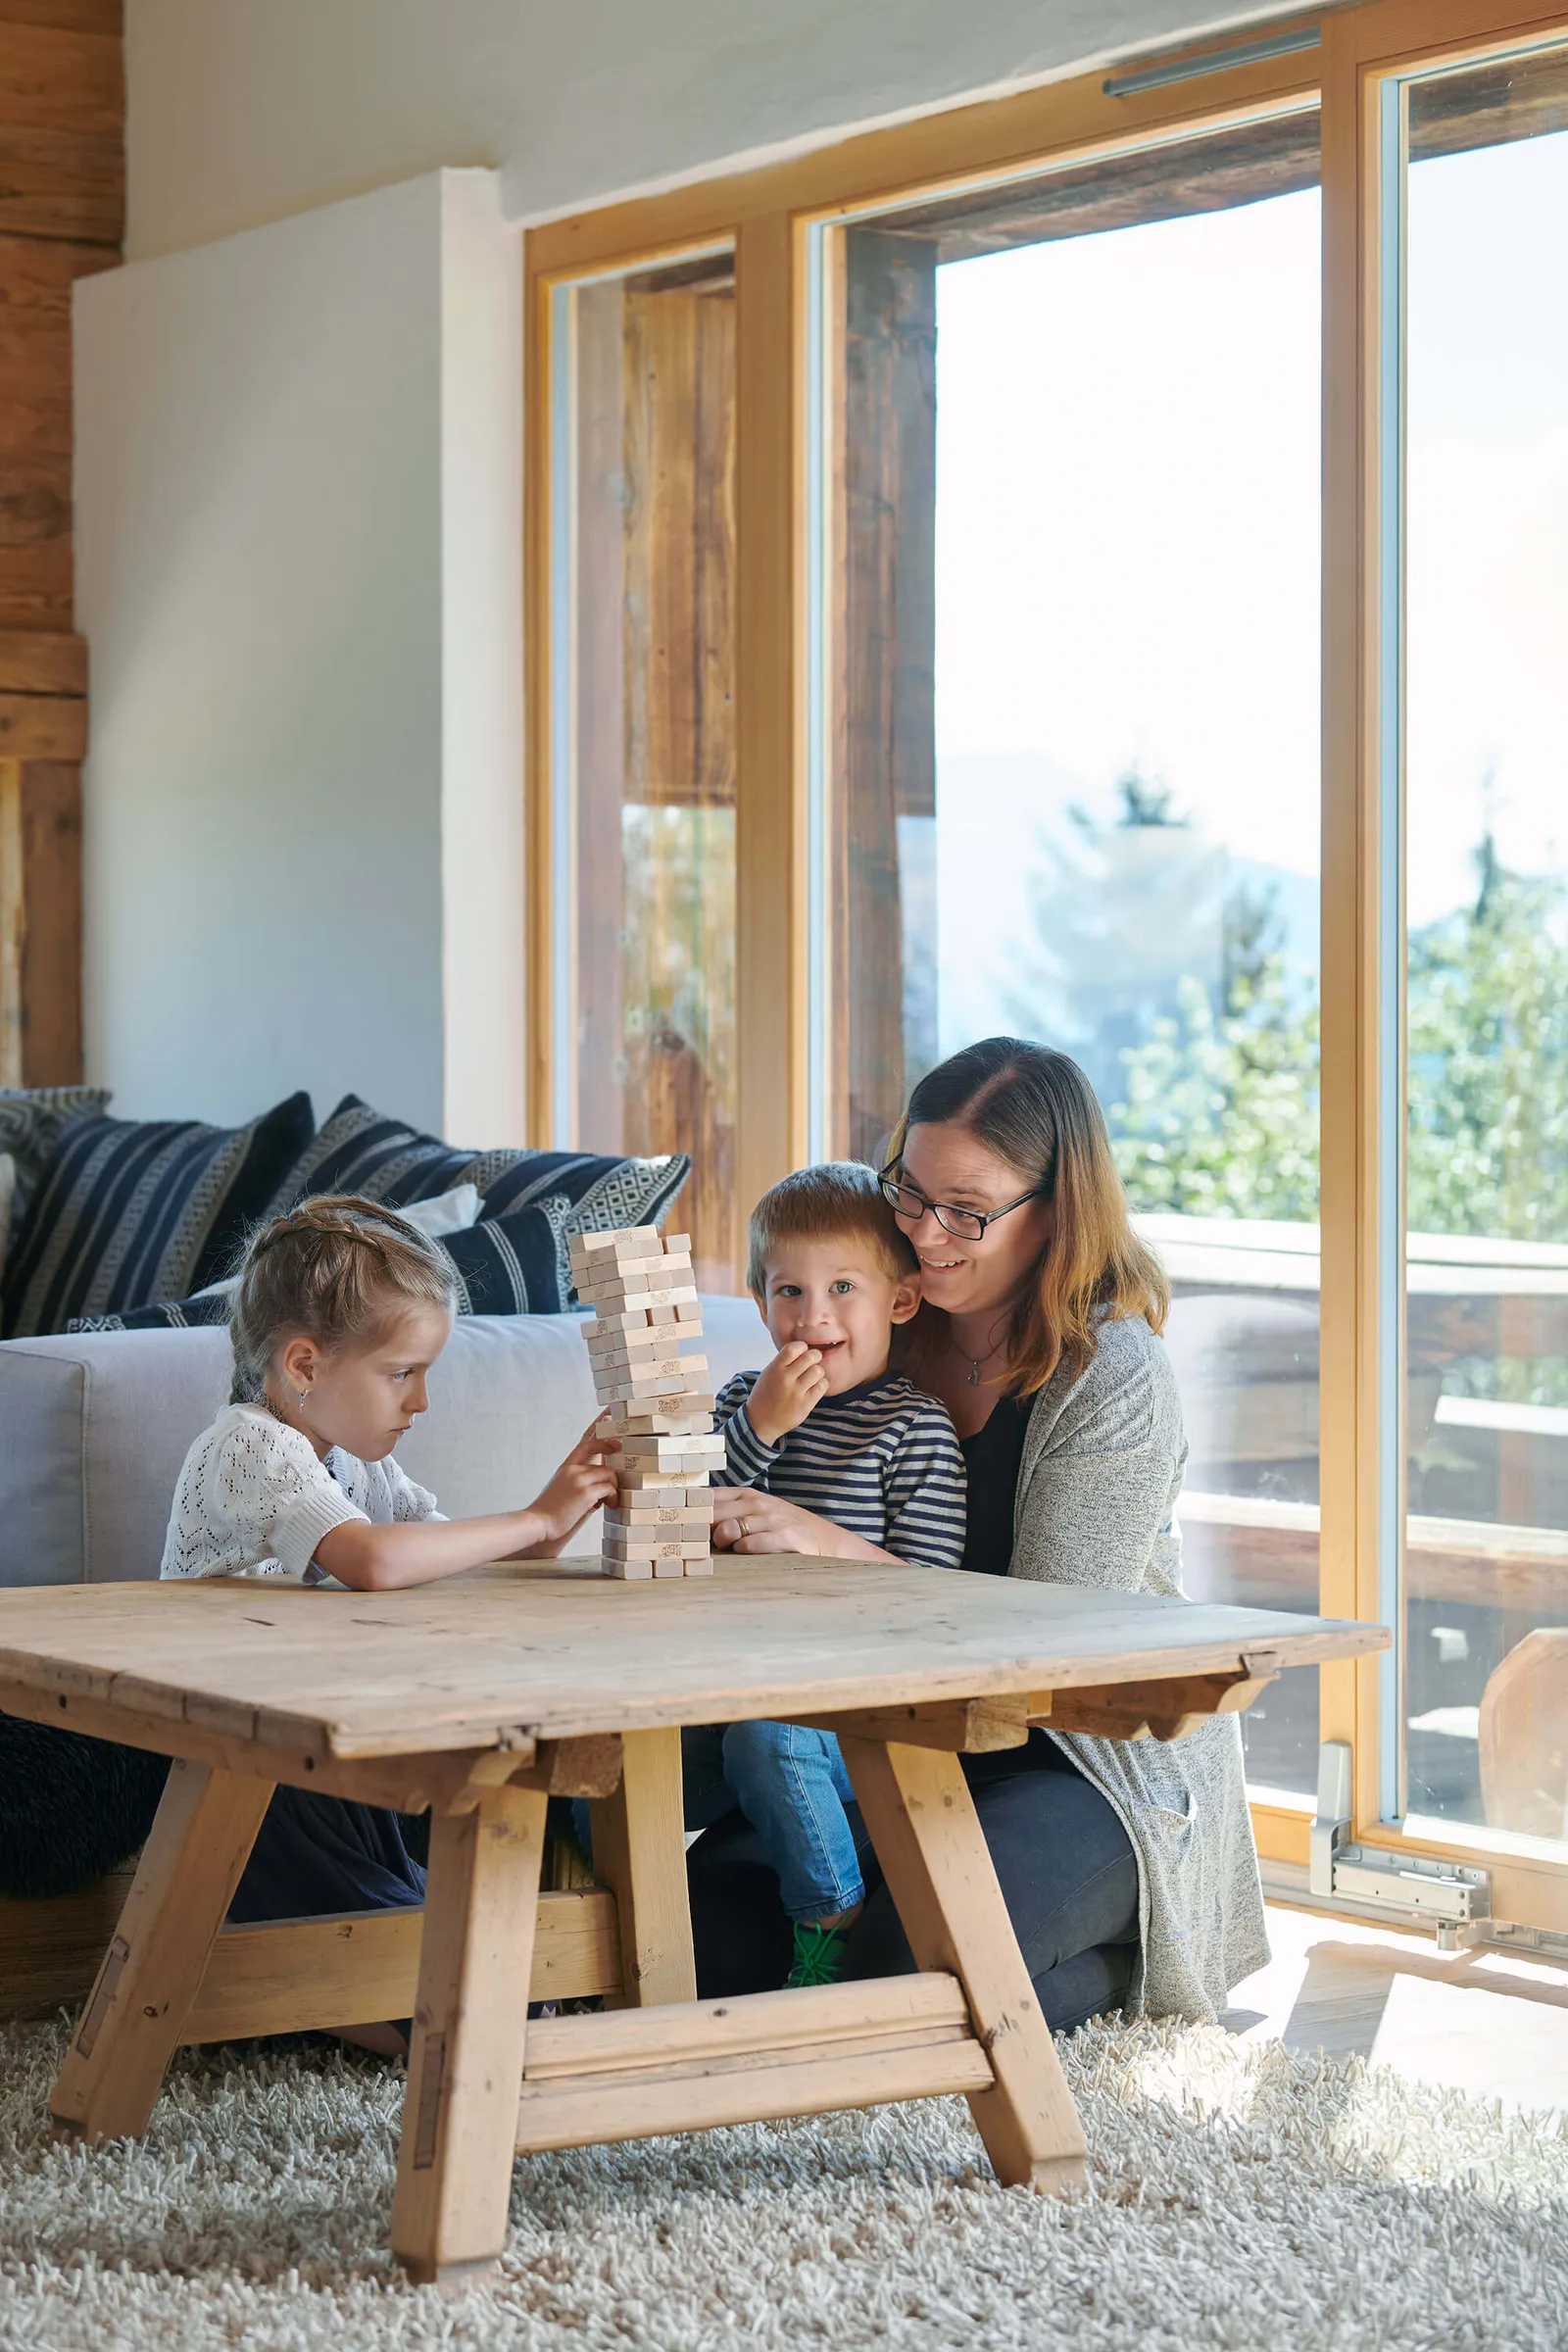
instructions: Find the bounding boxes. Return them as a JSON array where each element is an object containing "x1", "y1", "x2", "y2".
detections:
[
  {"x1": 808, "y1": 112, "x2": 1326, "y2": 1795},
  {"x1": 1383, "y1": 39, "x2": 1568, "y2": 1851}
]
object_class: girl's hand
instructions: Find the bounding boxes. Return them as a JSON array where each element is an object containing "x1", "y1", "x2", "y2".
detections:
[
  {"x1": 710, "y1": 1488, "x2": 832, "y2": 1556},
  {"x1": 521, "y1": 1422, "x2": 622, "y2": 1555},
  {"x1": 746, "y1": 1342, "x2": 829, "y2": 1446}
]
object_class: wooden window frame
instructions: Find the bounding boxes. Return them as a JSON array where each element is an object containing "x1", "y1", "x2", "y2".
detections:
[{"x1": 524, "y1": 0, "x2": 1568, "y2": 1913}]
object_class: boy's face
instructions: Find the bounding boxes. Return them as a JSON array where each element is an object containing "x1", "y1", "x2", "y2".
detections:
[{"x1": 755, "y1": 1235, "x2": 920, "y2": 1396}]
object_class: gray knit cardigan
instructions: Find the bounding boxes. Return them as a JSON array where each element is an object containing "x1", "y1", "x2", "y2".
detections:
[{"x1": 1010, "y1": 1310, "x2": 1270, "y2": 2022}]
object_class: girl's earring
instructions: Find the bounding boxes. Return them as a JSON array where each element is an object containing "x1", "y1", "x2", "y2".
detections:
[{"x1": 298, "y1": 1389, "x2": 309, "y2": 1408}]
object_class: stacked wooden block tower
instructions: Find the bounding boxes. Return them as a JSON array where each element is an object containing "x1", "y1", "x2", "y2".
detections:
[{"x1": 569, "y1": 1225, "x2": 722, "y2": 1578}]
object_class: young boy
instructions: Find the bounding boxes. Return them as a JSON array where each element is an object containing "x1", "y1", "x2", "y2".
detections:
[{"x1": 712, "y1": 1160, "x2": 965, "y2": 1984}]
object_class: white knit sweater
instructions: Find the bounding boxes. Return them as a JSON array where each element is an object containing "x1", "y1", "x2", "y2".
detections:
[{"x1": 160, "y1": 1403, "x2": 443, "y2": 1584}]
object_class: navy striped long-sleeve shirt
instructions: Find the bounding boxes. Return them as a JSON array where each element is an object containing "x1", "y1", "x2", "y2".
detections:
[{"x1": 713, "y1": 1369, "x2": 966, "y2": 1571}]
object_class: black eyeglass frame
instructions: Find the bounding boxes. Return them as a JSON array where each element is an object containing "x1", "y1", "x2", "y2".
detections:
[{"x1": 877, "y1": 1163, "x2": 1047, "y2": 1243}]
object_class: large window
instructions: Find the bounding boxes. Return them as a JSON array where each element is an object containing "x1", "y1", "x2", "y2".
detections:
[
  {"x1": 545, "y1": 252, "x2": 739, "y2": 1292},
  {"x1": 1392, "y1": 43, "x2": 1568, "y2": 1844},
  {"x1": 809, "y1": 114, "x2": 1324, "y2": 1795},
  {"x1": 530, "y1": 0, "x2": 1568, "y2": 1932}
]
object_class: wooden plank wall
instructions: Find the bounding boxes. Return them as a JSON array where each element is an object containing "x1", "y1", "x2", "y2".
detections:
[
  {"x1": 0, "y1": 0, "x2": 122, "y2": 1087},
  {"x1": 834, "y1": 230, "x2": 936, "y2": 1167}
]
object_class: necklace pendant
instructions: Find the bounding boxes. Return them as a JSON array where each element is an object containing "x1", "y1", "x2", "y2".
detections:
[{"x1": 967, "y1": 1359, "x2": 981, "y2": 1387}]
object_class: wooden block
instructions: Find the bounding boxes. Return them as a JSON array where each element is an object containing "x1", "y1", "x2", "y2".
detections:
[
  {"x1": 587, "y1": 1726, "x2": 697, "y2": 2009},
  {"x1": 605, "y1": 1538, "x2": 710, "y2": 1565},
  {"x1": 391, "y1": 1782, "x2": 549, "y2": 2285},
  {"x1": 583, "y1": 1307, "x2": 659, "y2": 1337},
  {"x1": 585, "y1": 1329, "x2": 664, "y2": 1366},
  {"x1": 682, "y1": 1554, "x2": 714, "y2": 1577},
  {"x1": 612, "y1": 1462, "x2": 696, "y2": 1491},
  {"x1": 839, "y1": 1738, "x2": 1087, "y2": 2196},
  {"x1": 657, "y1": 1234, "x2": 690, "y2": 1254},
  {"x1": 570, "y1": 1225, "x2": 659, "y2": 1264},
  {"x1": 602, "y1": 1555, "x2": 655, "y2": 1581},
  {"x1": 620, "y1": 1432, "x2": 725, "y2": 1463},
  {"x1": 606, "y1": 1502, "x2": 714, "y2": 1530},
  {"x1": 600, "y1": 1405, "x2": 714, "y2": 1439},
  {"x1": 580, "y1": 1276, "x2": 696, "y2": 1312},
  {"x1": 50, "y1": 1761, "x2": 273, "y2": 2143}
]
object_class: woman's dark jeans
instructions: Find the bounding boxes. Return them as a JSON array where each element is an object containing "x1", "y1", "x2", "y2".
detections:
[{"x1": 683, "y1": 1725, "x2": 1139, "y2": 2035}]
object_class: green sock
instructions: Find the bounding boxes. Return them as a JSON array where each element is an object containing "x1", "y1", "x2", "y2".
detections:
[{"x1": 787, "y1": 1919, "x2": 852, "y2": 1987}]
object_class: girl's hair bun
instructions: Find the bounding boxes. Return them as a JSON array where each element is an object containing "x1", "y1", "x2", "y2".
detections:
[{"x1": 227, "y1": 1193, "x2": 458, "y2": 1406}]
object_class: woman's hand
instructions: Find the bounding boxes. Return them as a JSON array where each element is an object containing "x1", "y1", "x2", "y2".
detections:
[
  {"x1": 710, "y1": 1488, "x2": 834, "y2": 1556},
  {"x1": 519, "y1": 1422, "x2": 622, "y2": 1555}
]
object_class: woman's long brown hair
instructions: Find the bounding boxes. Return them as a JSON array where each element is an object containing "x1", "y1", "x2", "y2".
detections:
[{"x1": 888, "y1": 1037, "x2": 1169, "y2": 1396}]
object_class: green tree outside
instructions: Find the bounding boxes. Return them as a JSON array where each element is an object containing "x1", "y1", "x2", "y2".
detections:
[{"x1": 1110, "y1": 833, "x2": 1568, "y2": 1248}]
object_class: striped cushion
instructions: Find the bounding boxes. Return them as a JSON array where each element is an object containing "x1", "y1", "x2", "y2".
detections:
[
  {"x1": 0, "y1": 1086, "x2": 111, "y2": 1229},
  {"x1": 3, "y1": 1092, "x2": 315, "y2": 1339},
  {"x1": 264, "y1": 1094, "x2": 690, "y2": 1235},
  {"x1": 72, "y1": 1186, "x2": 662, "y2": 1329}
]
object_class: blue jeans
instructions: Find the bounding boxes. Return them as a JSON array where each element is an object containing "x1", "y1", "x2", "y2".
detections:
[{"x1": 720, "y1": 1719, "x2": 864, "y2": 1922}]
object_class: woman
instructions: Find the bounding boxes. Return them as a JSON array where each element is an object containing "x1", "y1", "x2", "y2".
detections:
[{"x1": 703, "y1": 1035, "x2": 1268, "y2": 2029}]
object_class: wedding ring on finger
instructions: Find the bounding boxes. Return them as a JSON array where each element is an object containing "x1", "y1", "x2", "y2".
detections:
[{"x1": 738, "y1": 1516, "x2": 752, "y2": 1539}]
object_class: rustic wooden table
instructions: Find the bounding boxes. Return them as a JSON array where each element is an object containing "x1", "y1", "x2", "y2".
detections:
[{"x1": 0, "y1": 1561, "x2": 1386, "y2": 2286}]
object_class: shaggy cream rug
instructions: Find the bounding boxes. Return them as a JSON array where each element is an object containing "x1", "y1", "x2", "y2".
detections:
[{"x1": 0, "y1": 2014, "x2": 1563, "y2": 2350}]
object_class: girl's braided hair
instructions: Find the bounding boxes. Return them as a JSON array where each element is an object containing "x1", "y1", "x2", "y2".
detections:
[{"x1": 227, "y1": 1193, "x2": 458, "y2": 1406}]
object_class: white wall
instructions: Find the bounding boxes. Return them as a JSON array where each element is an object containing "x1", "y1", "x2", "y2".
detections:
[
  {"x1": 74, "y1": 170, "x2": 525, "y2": 1142},
  {"x1": 124, "y1": 0, "x2": 1277, "y2": 261}
]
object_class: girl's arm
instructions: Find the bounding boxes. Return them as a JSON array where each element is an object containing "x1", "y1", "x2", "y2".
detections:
[{"x1": 315, "y1": 1426, "x2": 619, "y2": 1591}]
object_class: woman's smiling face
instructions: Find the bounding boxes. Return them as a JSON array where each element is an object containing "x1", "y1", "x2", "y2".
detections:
[{"x1": 896, "y1": 1121, "x2": 1053, "y2": 1322}]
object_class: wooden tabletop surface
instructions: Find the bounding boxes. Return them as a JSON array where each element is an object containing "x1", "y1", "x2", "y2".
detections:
[{"x1": 0, "y1": 1560, "x2": 1387, "y2": 1760}]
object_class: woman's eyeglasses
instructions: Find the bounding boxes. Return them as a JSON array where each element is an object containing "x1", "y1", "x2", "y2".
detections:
[{"x1": 878, "y1": 1165, "x2": 1046, "y2": 1244}]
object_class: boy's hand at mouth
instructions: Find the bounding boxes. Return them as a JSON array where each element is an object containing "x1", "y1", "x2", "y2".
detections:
[{"x1": 746, "y1": 1341, "x2": 830, "y2": 1446}]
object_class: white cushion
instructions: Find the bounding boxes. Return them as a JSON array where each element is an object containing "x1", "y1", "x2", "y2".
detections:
[{"x1": 0, "y1": 1293, "x2": 769, "y2": 1588}]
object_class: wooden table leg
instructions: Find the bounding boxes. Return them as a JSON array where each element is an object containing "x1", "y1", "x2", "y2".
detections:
[
  {"x1": 51, "y1": 1757, "x2": 273, "y2": 2142},
  {"x1": 391, "y1": 1782, "x2": 549, "y2": 2287},
  {"x1": 587, "y1": 1724, "x2": 697, "y2": 2008},
  {"x1": 839, "y1": 1736, "x2": 1089, "y2": 2195}
]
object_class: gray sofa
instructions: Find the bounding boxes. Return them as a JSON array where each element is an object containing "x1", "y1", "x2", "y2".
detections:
[{"x1": 0, "y1": 1296, "x2": 769, "y2": 1588}]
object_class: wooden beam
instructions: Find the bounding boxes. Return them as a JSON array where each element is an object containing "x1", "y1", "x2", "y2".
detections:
[
  {"x1": 1031, "y1": 1669, "x2": 1277, "y2": 1742},
  {"x1": 587, "y1": 1723, "x2": 697, "y2": 2009},
  {"x1": 0, "y1": 625, "x2": 85, "y2": 694},
  {"x1": 50, "y1": 1761, "x2": 273, "y2": 2142},
  {"x1": 392, "y1": 1783, "x2": 549, "y2": 2287},
  {"x1": 524, "y1": 1968, "x2": 968, "y2": 2077},
  {"x1": 178, "y1": 1886, "x2": 620, "y2": 2045},
  {"x1": 0, "y1": 1675, "x2": 549, "y2": 1812},
  {"x1": 0, "y1": 690, "x2": 83, "y2": 756},
  {"x1": 840, "y1": 1736, "x2": 1088, "y2": 2194},
  {"x1": 786, "y1": 1696, "x2": 1030, "y2": 1752},
  {"x1": 515, "y1": 1975, "x2": 990, "y2": 2152}
]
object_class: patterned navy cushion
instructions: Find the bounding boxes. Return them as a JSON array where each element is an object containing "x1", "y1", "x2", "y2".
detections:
[
  {"x1": 0, "y1": 1085, "x2": 112, "y2": 1229},
  {"x1": 3, "y1": 1092, "x2": 315, "y2": 1340},
  {"x1": 263, "y1": 1094, "x2": 689, "y2": 1241},
  {"x1": 70, "y1": 1184, "x2": 672, "y2": 1329}
]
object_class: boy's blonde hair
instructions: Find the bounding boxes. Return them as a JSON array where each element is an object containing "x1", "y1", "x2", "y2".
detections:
[
  {"x1": 228, "y1": 1193, "x2": 457, "y2": 1405},
  {"x1": 746, "y1": 1162, "x2": 917, "y2": 1297}
]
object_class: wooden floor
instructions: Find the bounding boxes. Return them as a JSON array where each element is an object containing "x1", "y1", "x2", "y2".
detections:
[{"x1": 1225, "y1": 1901, "x2": 1568, "y2": 2115}]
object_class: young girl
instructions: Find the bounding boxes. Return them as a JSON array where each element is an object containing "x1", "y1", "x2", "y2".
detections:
[{"x1": 162, "y1": 1193, "x2": 619, "y2": 2051}]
